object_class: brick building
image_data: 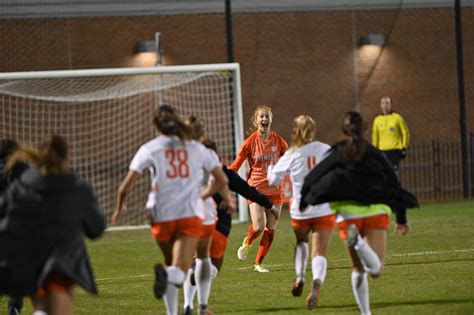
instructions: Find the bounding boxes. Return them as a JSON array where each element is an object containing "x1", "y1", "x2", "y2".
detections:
[{"x1": 0, "y1": 0, "x2": 473, "y2": 200}]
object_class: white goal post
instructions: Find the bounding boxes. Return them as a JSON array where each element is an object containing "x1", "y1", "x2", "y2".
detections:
[{"x1": 0, "y1": 63, "x2": 249, "y2": 228}]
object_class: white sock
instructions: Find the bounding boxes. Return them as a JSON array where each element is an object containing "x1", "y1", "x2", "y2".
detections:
[
  {"x1": 32, "y1": 312, "x2": 48, "y2": 315},
  {"x1": 295, "y1": 242, "x2": 309, "y2": 282},
  {"x1": 211, "y1": 263, "x2": 219, "y2": 280},
  {"x1": 183, "y1": 268, "x2": 196, "y2": 309},
  {"x1": 195, "y1": 257, "x2": 212, "y2": 306},
  {"x1": 311, "y1": 255, "x2": 327, "y2": 283},
  {"x1": 164, "y1": 283, "x2": 179, "y2": 315},
  {"x1": 354, "y1": 241, "x2": 382, "y2": 276},
  {"x1": 163, "y1": 266, "x2": 185, "y2": 315},
  {"x1": 351, "y1": 271, "x2": 371, "y2": 315},
  {"x1": 166, "y1": 266, "x2": 186, "y2": 286}
]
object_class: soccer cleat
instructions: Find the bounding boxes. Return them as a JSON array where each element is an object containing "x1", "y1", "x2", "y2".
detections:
[
  {"x1": 346, "y1": 224, "x2": 360, "y2": 248},
  {"x1": 291, "y1": 279, "x2": 305, "y2": 297},
  {"x1": 183, "y1": 306, "x2": 193, "y2": 315},
  {"x1": 253, "y1": 263, "x2": 269, "y2": 273},
  {"x1": 153, "y1": 263, "x2": 168, "y2": 299},
  {"x1": 306, "y1": 279, "x2": 321, "y2": 310},
  {"x1": 237, "y1": 236, "x2": 252, "y2": 261}
]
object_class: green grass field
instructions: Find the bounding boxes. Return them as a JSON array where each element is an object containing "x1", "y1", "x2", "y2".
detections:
[{"x1": 2, "y1": 200, "x2": 474, "y2": 314}]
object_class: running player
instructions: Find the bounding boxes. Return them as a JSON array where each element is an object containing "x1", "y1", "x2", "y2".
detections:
[
  {"x1": 183, "y1": 137, "x2": 276, "y2": 315},
  {"x1": 181, "y1": 115, "x2": 233, "y2": 315},
  {"x1": 229, "y1": 105, "x2": 288, "y2": 272},
  {"x1": 111, "y1": 105, "x2": 228, "y2": 315},
  {"x1": 267, "y1": 115, "x2": 334, "y2": 309},
  {"x1": 0, "y1": 135, "x2": 106, "y2": 315},
  {"x1": 301, "y1": 111, "x2": 418, "y2": 315}
]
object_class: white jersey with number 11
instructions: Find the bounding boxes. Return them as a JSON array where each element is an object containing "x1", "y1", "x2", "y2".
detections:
[{"x1": 267, "y1": 141, "x2": 332, "y2": 220}]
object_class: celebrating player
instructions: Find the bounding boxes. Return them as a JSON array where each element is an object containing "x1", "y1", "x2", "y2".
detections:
[
  {"x1": 229, "y1": 105, "x2": 288, "y2": 273},
  {"x1": 111, "y1": 105, "x2": 228, "y2": 315},
  {"x1": 267, "y1": 115, "x2": 334, "y2": 309},
  {"x1": 301, "y1": 111, "x2": 418, "y2": 315}
]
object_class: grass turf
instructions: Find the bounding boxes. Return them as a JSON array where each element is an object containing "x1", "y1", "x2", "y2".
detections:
[{"x1": 2, "y1": 199, "x2": 473, "y2": 314}]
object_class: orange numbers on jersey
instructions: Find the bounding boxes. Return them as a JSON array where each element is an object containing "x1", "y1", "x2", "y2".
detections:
[
  {"x1": 307, "y1": 156, "x2": 317, "y2": 170},
  {"x1": 165, "y1": 149, "x2": 190, "y2": 178}
]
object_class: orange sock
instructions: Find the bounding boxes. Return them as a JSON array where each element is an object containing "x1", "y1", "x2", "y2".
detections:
[
  {"x1": 255, "y1": 229, "x2": 275, "y2": 264},
  {"x1": 246, "y1": 225, "x2": 262, "y2": 246}
]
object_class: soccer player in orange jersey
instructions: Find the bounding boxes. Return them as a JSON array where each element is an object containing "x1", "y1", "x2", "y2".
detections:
[{"x1": 229, "y1": 105, "x2": 288, "y2": 272}]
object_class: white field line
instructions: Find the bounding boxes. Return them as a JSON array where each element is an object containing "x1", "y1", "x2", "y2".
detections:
[
  {"x1": 96, "y1": 248, "x2": 474, "y2": 282},
  {"x1": 97, "y1": 274, "x2": 150, "y2": 282}
]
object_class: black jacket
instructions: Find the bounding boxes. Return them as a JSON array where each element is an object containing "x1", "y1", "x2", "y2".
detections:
[
  {"x1": 300, "y1": 141, "x2": 418, "y2": 224},
  {"x1": 0, "y1": 167, "x2": 106, "y2": 296}
]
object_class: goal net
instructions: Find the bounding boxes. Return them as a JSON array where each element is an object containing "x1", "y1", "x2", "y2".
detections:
[{"x1": 0, "y1": 63, "x2": 247, "y2": 229}]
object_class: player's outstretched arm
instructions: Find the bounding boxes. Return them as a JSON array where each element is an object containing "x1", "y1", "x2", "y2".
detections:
[
  {"x1": 111, "y1": 171, "x2": 139, "y2": 225},
  {"x1": 223, "y1": 165, "x2": 273, "y2": 209}
]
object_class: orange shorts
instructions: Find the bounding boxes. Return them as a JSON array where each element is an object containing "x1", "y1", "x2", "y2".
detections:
[
  {"x1": 291, "y1": 214, "x2": 336, "y2": 230},
  {"x1": 210, "y1": 229, "x2": 228, "y2": 259},
  {"x1": 151, "y1": 216, "x2": 203, "y2": 241},
  {"x1": 200, "y1": 223, "x2": 216, "y2": 240},
  {"x1": 337, "y1": 214, "x2": 389, "y2": 241},
  {"x1": 247, "y1": 194, "x2": 283, "y2": 206},
  {"x1": 35, "y1": 274, "x2": 74, "y2": 297}
]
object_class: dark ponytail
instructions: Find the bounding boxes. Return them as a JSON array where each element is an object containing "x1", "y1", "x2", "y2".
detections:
[
  {"x1": 340, "y1": 111, "x2": 368, "y2": 165},
  {"x1": 153, "y1": 104, "x2": 187, "y2": 140}
]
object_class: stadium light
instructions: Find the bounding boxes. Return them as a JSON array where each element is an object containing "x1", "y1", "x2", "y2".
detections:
[
  {"x1": 358, "y1": 33, "x2": 386, "y2": 47},
  {"x1": 134, "y1": 32, "x2": 163, "y2": 65}
]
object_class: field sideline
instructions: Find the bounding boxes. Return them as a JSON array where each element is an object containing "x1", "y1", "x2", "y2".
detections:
[{"x1": 2, "y1": 199, "x2": 473, "y2": 314}]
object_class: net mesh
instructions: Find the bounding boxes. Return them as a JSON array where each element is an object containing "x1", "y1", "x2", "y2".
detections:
[{"x1": 0, "y1": 67, "x2": 238, "y2": 227}]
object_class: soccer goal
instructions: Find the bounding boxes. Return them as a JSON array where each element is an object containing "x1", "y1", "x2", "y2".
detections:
[{"x1": 0, "y1": 63, "x2": 249, "y2": 229}]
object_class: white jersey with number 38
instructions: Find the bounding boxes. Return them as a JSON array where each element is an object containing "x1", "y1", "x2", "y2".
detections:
[
  {"x1": 267, "y1": 141, "x2": 332, "y2": 220},
  {"x1": 129, "y1": 135, "x2": 219, "y2": 222}
]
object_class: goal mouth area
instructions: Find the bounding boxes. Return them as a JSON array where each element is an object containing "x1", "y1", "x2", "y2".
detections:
[{"x1": 0, "y1": 63, "x2": 249, "y2": 227}]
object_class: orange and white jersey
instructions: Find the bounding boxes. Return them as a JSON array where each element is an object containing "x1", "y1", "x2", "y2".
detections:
[
  {"x1": 229, "y1": 130, "x2": 288, "y2": 196},
  {"x1": 129, "y1": 135, "x2": 219, "y2": 223},
  {"x1": 199, "y1": 148, "x2": 221, "y2": 225},
  {"x1": 267, "y1": 141, "x2": 332, "y2": 220}
]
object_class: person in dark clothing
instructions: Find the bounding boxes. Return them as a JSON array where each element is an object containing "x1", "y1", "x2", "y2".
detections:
[
  {"x1": 0, "y1": 135, "x2": 106, "y2": 315},
  {"x1": 300, "y1": 111, "x2": 418, "y2": 315},
  {"x1": 0, "y1": 139, "x2": 27, "y2": 315}
]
